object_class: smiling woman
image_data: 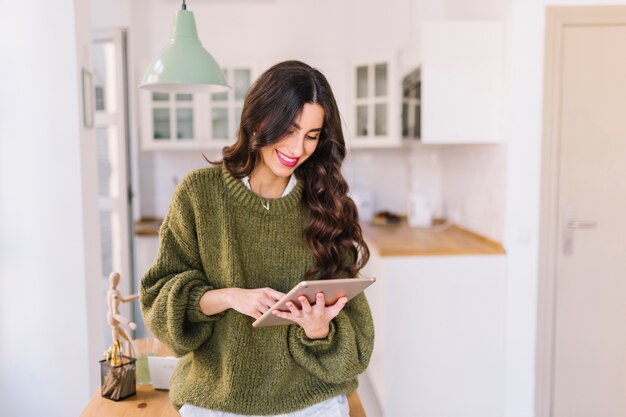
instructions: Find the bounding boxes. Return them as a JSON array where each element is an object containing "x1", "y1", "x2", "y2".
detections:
[
  {"x1": 253, "y1": 102, "x2": 324, "y2": 197},
  {"x1": 140, "y1": 60, "x2": 374, "y2": 417}
]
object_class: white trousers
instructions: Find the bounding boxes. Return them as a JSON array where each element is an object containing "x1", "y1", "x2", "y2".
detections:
[{"x1": 179, "y1": 394, "x2": 349, "y2": 417}]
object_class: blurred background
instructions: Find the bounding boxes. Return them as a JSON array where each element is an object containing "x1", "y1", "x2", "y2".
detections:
[{"x1": 1, "y1": 0, "x2": 626, "y2": 416}]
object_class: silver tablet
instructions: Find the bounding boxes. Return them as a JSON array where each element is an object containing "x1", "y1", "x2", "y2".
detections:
[{"x1": 252, "y1": 277, "x2": 376, "y2": 328}]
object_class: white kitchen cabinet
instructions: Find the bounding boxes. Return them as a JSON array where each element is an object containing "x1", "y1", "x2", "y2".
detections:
[
  {"x1": 139, "y1": 65, "x2": 255, "y2": 151},
  {"x1": 347, "y1": 55, "x2": 401, "y2": 148},
  {"x1": 362, "y1": 250, "x2": 506, "y2": 417},
  {"x1": 140, "y1": 91, "x2": 201, "y2": 150},
  {"x1": 419, "y1": 21, "x2": 504, "y2": 144}
]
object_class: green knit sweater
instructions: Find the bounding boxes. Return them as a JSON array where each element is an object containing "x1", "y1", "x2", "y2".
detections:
[{"x1": 140, "y1": 164, "x2": 374, "y2": 415}]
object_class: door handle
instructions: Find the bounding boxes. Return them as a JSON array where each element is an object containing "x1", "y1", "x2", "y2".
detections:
[
  {"x1": 566, "y1": 220, "x2": 598, "y2": 229},
  {"x1": 563, "y1": 207, "x2": 598, "y2": 256}
]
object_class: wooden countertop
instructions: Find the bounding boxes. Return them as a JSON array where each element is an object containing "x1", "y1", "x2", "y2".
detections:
[
  {"x1": 80, "y1": 384, "x2": 179, "y2": 417},
  {"x1": 135, "y1": 217, "x2": 162, "y2": 236},
  {"x1": 361, "y1": 219, "x2": 505, "y2": 257},
  {"x1": 81, "y1": 384, "x2": 366, "y2": 417},
  {"x1": 135, "y1": 217, "x2": 505, "y2": 257}
]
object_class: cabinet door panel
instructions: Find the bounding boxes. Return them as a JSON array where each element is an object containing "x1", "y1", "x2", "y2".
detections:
[
  {"x1": 211, "y1": 107, "x2": 229, "y2": 140},
  {"x1": 175, "y1": 108, "x2": 193, "y2": 140},
  {"x1": 421, "y1": 21, "x2": 503, "y2": 144},
  {"x1": 348, "y1": 56, "x2": 400, "y2": 148},
  {"x1": 152, "y1": 108, "x2": 170, "y2": 140}
]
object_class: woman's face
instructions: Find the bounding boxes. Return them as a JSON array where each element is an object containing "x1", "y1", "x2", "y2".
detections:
[{"x1": 257, "y1": 103, "x2": 324, "y2": 179}]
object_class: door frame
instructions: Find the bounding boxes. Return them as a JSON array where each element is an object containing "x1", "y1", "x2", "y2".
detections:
[
  {"x1": 92, "y1": 28, "x2": 136, "y2": 338},
  {"x1": 537, "y1": 5, "x2": 626, "y2": 417}
]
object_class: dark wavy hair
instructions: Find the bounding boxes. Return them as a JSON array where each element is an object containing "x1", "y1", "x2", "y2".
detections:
[{"x1": 207, "y1": 60, "x2": 369, "y2": 279}]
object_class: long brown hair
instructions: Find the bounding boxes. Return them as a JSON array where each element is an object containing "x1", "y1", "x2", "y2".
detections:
[{"x1": 210, "y1": 60, "x2": 369, "y2": 279}]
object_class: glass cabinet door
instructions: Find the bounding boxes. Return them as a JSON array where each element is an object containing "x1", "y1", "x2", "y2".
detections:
[
  {"x1": 209, "y1": 67, "x2": 251, "y2": 143},
  {"x1": 150, "y1": 92, "x2": 195, "y2": 142},
  {"x1": 152, "y1": 107, "x2": 170, "y2": 140},
  {"x1": 374, "y1": 63, "x2": 388, "y2": 136},
  {"x1": 210, "y1": 69, "x2": 229, "y2": 140},
  {"x1": 351, "y1": 58, "x2": 398, "y2": 147},
  {"x1": 401, "y1": 67, "x2": 421, "y2": 141},
  {"x1": 211, "y1": 107, "x2": 228, "y2": 139},
  {"x1": 175, "y1": 94, "x2": 193, "y2": 140}
]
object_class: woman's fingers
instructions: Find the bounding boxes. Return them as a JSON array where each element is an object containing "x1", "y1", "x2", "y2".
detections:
[
  {"x1": 263, "y1": 294, "x2": 278, "y2": 309},
  {"x1": 326, "y1": 296, "x2": 348, "y2": 317},
  {"x1": 269, "y1": 293, "x2": 348, "y2": 327},
  {"x1": 285, "y1": 301, "x2": 300, "y2": 317},
  {"x1": 299, "y1": 296, "x2": 312, "y2": 313},
  {"x1": 313, "y1": 292, "x2": 325, "y2": 311},
  {"x1": 236, "y1": 289, "x2": 280, "y2": 319},
  {"x1": 272, "y1": 309, "x2": 296, "y2": 323},
  {"x1": 270, "y1": 297, "x2": 348, "y2": 341},
  {"x1": 265, "y1": 287, "x2": 285, "y2": 301}
]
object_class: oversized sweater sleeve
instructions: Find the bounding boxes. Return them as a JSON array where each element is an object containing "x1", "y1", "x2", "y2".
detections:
[
  {"x1": 287, "y1": 286, "x2": 375, "y2": 384},
  {"x1": 140, "y1": 180, "x2": 224, "y2": 357}
]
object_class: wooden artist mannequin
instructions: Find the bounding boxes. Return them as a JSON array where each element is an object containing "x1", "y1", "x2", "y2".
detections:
[{"x1": 107, "y1": 271, "x2": 139, "y2": 356}]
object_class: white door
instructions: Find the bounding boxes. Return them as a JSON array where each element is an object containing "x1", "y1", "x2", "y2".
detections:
[
  {"x1": 92, "y1": 29, "x2": 135, "y2": 347},
  {"x1": 551, "y1": 15, "x2": 626, "y2": 417}
]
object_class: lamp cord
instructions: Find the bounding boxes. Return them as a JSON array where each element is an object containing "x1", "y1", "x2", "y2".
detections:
[{"x1": 182, "y1": 0, "x2": 186, "y2": 10}]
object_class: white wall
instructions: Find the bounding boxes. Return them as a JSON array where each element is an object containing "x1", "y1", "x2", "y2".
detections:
[
  {"x1": 0, "y1": 0, "x2": 101, "y2": 416},
  {"x1": 130, "y1": 0, "x2": 411, "y2": 63},
  {"x1": 504, "y1": 1, "x2": 626, "y2": 417},
  {"x1": 439, "y1": 145, "x2": 506, "y2": 240},
  {"x1": 140, "y1": 150, "x2": 218, "y2": 216},
  {"x1": 91, "y1": 0, "x2": 131, "y2": 28},
  {"x1": 503, "y1": 2, "x2": 542, "y2": 415},
  {"x1": 445, "y1": 0, "x2": 508, "y2": 19},
  {"x1": 346, "y1": 147, "x2": 419, "y2": 216}
]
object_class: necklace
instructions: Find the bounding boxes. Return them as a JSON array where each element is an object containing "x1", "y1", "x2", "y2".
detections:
[{"x1": 247, "y1": 178, "x2": 271, "y2": 210}]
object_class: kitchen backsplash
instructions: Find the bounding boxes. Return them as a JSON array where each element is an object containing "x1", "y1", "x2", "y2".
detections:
[
  {"x1": 438, "y1": 144, "x2": 506, "y2": 242},
  {"x1": 138, "y1": 143, "x2": 505, "y2": 243},
  {"x1": 137, "y1": 150, "x2": 222, "y2": 218}
]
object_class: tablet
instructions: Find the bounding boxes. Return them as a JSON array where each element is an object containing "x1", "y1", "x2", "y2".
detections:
[{"x1": 252, "y1": 277, "x2": 376, "y2": 328}]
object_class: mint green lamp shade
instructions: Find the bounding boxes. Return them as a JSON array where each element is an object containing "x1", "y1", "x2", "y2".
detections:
[{"x1": 139, "y1": 9, "x2": 229, "y2": 93}]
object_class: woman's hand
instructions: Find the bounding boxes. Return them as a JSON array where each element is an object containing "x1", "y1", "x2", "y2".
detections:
[
  {"x1": 273, "y1": 292, "x2": 348, "y2": 339},
  {"x1": 226, "y1": 287, "x2": 285, "y2": 319}
]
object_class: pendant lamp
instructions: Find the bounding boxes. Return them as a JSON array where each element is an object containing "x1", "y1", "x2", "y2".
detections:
[{"x1": 139, "y1": 0, "x2": 229, "y2": 93}]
